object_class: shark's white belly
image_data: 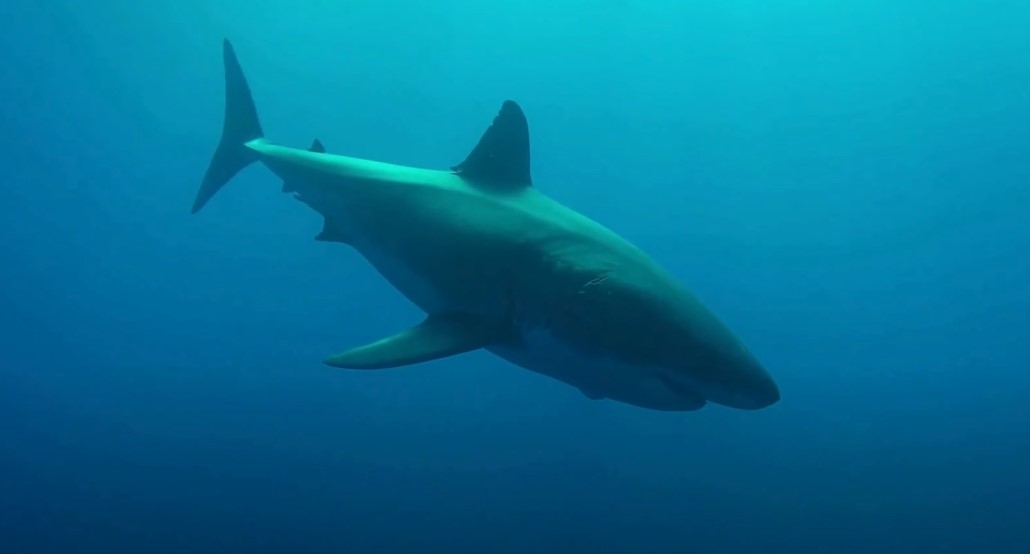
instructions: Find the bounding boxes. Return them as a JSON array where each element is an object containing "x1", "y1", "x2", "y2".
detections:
[
  {"x1": 353, "y1": 240, "x2": 450, "y2": 315},
  {"x1": 489, "y1": 326, "x2": 706, "y2": 411}
]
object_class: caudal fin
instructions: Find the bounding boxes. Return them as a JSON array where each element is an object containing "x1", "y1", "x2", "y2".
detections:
[{"x1": 192, "y1": 39, "x2": 264, "y2": 214}]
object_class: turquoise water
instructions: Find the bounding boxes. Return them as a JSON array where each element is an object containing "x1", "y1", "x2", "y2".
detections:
[{"x1": 2, "y1": 1, "x2": 1029, "y2": 552}]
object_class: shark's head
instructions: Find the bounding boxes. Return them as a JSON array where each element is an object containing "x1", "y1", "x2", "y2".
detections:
[
  {"x1": 625, "y1": 290, "x2": 781, "y2": 410},
  {"x1": 536, "y1": 263, "x2": 782, "y2": 412},
  {"x1": 606, "y1": 278, "x2": 781, "y2": 411}
]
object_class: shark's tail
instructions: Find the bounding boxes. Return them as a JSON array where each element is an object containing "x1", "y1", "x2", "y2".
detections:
[{"x1": 192, "y1": 39, "x2": 265, "y2": 214}]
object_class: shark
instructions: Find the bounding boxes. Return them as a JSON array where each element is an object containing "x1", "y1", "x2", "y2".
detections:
[{"x1": 191, "y1": 39, "x2": 780, "y2": 412}]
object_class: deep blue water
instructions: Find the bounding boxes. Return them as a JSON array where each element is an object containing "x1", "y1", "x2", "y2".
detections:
[{"x1": 2, "y1": 1, "x2": 1029, "y2": 552}]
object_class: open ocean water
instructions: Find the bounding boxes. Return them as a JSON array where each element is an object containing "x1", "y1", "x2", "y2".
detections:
[{"x1": 2, "y1": 1, "x2": 1029, "y2": 552}]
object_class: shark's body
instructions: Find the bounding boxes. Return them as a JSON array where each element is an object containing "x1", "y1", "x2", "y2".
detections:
[{"x1": 193, "y1": 40, "x2": 780, "y2": 411}]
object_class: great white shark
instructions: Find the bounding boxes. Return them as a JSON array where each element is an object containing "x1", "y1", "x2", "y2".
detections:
[{"x1": 192, "y1": 40, "x2": 780, "y2": 411}]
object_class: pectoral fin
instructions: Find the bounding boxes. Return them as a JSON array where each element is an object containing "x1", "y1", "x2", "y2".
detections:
[{"x1": 323, "y1": 313, "x2": 502, "y2": 369}]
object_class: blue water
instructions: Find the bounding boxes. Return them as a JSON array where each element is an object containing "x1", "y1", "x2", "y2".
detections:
[{"x1": 3, "y1": 1, "x2": 1029, "y2": 552}]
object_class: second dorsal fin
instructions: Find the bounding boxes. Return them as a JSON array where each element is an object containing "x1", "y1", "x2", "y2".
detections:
[
  {"x1": 452, "y1": 100, "x2": 532, "y2": 188},
  {"x1": 283, "y1": 138, "x2": 326, "y2": 193}
]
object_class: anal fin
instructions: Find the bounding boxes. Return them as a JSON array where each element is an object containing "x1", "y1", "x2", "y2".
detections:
[{"x1": 323, "y1": 313, "x2": 503, "y2": 369}]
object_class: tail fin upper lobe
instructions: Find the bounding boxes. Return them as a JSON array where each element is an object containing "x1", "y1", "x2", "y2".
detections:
[{"x1": 192, "y1": 39, "x2": 264, "y2": 214}]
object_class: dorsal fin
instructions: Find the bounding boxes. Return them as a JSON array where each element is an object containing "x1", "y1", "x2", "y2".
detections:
[{"x1": 452, "y1": 100, "x2": 532, "y2": 188}]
